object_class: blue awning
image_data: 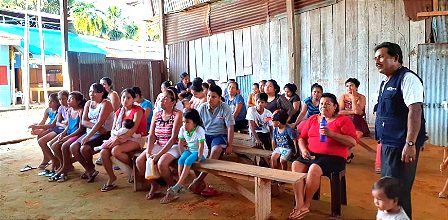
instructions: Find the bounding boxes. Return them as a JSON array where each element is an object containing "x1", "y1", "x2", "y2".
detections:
[{"x1": 0, "y1": 24, "x2": 106, "y2": 56}]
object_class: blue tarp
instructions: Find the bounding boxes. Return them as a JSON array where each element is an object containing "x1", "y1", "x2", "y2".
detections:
[{"x1": 0, "y1": 24, "x2": 106, "y2": 56}]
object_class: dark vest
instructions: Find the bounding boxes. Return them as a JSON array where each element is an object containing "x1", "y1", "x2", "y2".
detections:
[{"x1": 375, "y1": 67, "x2": 426, "y2": 147}]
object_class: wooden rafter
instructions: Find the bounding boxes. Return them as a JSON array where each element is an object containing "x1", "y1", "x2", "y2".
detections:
[{"x1": 417, "y1": 0, "x2": 448, "y2": 17}]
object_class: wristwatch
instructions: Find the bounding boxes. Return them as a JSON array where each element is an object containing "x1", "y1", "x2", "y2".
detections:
[{"x1": 406, "y1": 141, "x2": 415, "y2": 146}]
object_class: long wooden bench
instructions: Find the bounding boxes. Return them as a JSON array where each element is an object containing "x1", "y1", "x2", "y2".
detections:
[{"x1": 192, "y1": 159, "x2": 305, "y2": 220}]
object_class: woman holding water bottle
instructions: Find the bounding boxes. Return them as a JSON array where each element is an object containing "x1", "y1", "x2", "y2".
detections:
[{"x1": 288, "y1": 93, "x2": 358, "y2": 219}]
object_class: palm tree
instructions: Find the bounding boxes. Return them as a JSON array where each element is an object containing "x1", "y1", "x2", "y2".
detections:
[
  {"x1": 105, "y1": 5, "x2": 124, "y2": 41},
  {"x1": 70, "y1": 1, "x2": 107, "y2": 37}
]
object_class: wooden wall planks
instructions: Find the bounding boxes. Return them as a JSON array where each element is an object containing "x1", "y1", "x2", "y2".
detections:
[{"x1": 182, "y1": 0, "x2": 426, "y2": 123}]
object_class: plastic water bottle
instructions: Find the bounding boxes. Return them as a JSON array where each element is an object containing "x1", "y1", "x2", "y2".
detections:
[{"x1": 320, "y1": 117, "x2": 327, "y2": 142}]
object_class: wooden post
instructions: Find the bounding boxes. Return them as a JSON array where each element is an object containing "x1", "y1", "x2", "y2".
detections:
[
  {"x1": 434, "y1": 0, "x2": 439, "y2": 11},
  {"x1": 38, "y1": 0, "x2": 48, "y2": 105},
  {"x1": 23, "y1": 3, "x2": 30, "y2": 110},
  {"x1": 286, "y1": 0, "x2": 298, "y2": 86},
  {"x1": 158, "y1": 0, "x2": 167, "y2": 77},
  {"x1": 60, "y1": 0, "x2": 70, "y2": 91},
  {"x1": 255, "y1": 177, "x2": 271, "y2": 220}
]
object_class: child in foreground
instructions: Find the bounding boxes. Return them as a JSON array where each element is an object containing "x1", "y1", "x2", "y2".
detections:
[
  {"x1": 271, "y1": 110, "x2": 298, "y2": 171},
  {"x1": 246, "y1": 93, "x2": 273, "y2": 150},
  {"x1": 372, "y1": 176, "x2": 410, "y2": 220},
  {"x1": 94, "y1": 119, "x2": 141, "y2": 151},
  {"x1": 160, "y1": 109, "x2": 208, "y2": 204}
]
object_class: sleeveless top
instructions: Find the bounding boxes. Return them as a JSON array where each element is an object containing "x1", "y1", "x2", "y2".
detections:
[
  {"x1": 115, "y1": 105, "x2": 148, "y2": 136},
  {"x1": 67, "y1": 110, "x2": 81, "y2": 135},
  {"x1": 343, "y1": 99, "x2": 370, "y2": 136},
  {"x1": 47, "y1": 108, "x2": 58, "y2": 124},
  {"x1": 154, "y1": 109, "x2": 179, "y2": 146},
  {"x1": 87, "y1": 100, "x2": 114, "y2": 134},
  {"x1": 304, "y1": 96, "x2": 319, "y2": 118}
]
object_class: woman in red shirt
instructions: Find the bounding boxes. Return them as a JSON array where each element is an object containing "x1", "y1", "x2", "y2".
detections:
[
  {"x1": 99, "y1": 88, "x2": 147, "y2": 192},
  {"x1": 289, "y1": 93, "x2": 358, "y2": 219}
]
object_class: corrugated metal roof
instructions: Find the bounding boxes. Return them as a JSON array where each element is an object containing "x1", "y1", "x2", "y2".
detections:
[
  {"x1": 269, "y1": 0, "x2": 336, "y2": 17},
  {"x1": 418, "y1": 43, "x2": 448, "y2": 147},
  {"x1": 165, "y1": 6, "x2": 209, "y2": 45}
]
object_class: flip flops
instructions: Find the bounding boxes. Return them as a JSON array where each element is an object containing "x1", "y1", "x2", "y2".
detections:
[
  {"x1": 20, "y1": 165, "x2": 37, "y2": 172},
  {"x1": 439, "y1": 192, "x2": 447, "y2": 199},
  {"x1": 288, "y1": 208, "x2": 310, "y2": 220},
  {"x1": 200, "y1": 185, "x2": 218, "y2": 197},
  {"x1": 101, "y1": 183, "x2": 117, "y2": 192},
  {"x1": 87, "y1": 170, "x2": 99, "y2": 183},
  {"x1": 38, "y1": 169, "x2": 54, "y2": 177},
  {"x1": 160, "y1": 188, "x2": 180, "y2": 204}
]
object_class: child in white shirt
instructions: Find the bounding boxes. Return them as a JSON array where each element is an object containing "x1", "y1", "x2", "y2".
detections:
[{"x1": 372, "y1": 177, "x2": 410, "y2": 220}]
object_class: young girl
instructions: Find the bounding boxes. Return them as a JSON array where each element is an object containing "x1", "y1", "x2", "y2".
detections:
[
  {"x1": 28, "y1": 93, "x2": 61, "y2": 170},
  {"x1": 372, "y1": 177, "x2": 410, "y2": 220},
  {"x1": 160, "y1": 109, "x2": 208, "y2": 204},
  {"x1": 49, "y1": 91, "x2": 86, "y2": 182}
]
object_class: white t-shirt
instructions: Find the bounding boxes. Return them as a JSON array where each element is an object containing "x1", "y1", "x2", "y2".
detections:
[
  {"x1": 381, "y1": 72, "x2": 424, "y2": 107},
  {"x1": 178, "y1": 126, "x2": 209, "y2": 157},
  {"x1": 376, "y1": 207, "x2": 410, "y2": 220},
  {"x1": 245, "y1": 106, "x2": 273, "y2": 133}
]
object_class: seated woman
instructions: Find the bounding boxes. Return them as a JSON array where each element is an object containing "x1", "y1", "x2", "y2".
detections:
[
  {"x1": 338, "y1": 78, "x2": 369, "y2": 163},
  {"x1": 264, "y1": 79, "x2": 293, "y2": 122},
  {"x1": 294, "y1": 83, "x2": 323, "y2": 131},
  {"x1": 289, "y1": 93, "x2": 357, "y2": 219},
  {"x1": 224, "y1": 81, "x2": 248, "y2": 132},
  {"x1": 70, "y1": 83, "x2": 115, "y2": 183},
  {"x1": 283, "y1": 83, "x2": 301, "y2": 124},
  {"x1": 188, "y1": 85, "x2": 235, "y2": 196},
  {"x1": 135, "y1": 88, "x2": 182, "y2": 199},
  {"x1": 100, "y1": 88, "x2": 148, "y2": 192},
  {"x1": 132, "y1": 86, "x2": 153, "y2": 132},
  {"x1": 247, "y1": 83, "x2": 260, "y2": 108},
  {"x1": 175, "y1": 72, "x2": 192, "y2": 93},
  {"x1": 190, "y1": 77, "x2": 207, "y2": 109}
]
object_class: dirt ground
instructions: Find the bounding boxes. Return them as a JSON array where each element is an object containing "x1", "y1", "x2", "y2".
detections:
[{"x1": 0, "y1": 109, "x2": 447, "y2": 219}]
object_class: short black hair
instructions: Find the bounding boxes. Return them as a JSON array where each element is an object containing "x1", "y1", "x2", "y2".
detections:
[
  {"x1": 311, "y1": 83, "x2": 323, "y2": 93},
  {"x1": 132, "y1": 86, "x2": 142, "y2": 97},
  {"x1": 228, "y1": 81, "x2": 239, "y2": 90},
  {"x1": 101, "y1": 77, "x2": 113, "y2": 87},
  {"x1": 121, "y1": 88, "x2": 136, "y2": 99},
  {"x1": 123, "y1": 119, "x2": 135, "y2": 129},
  {"x1": 161, "y1": 80, "x2": 173, "y2": 88},
  {"x1": 321, "y1": 93, "x2": 339, "y2": 114},
  {"x1": 284, "y1": 83, "x2": 297, "y2": 94},
  {"x1": 345, "y1": 78, "x2": 360, "y2": 88},
  {"x1": 253, "y1": 83, "x2": 259, "y2": 88},
  {"x1": 180, "y1": 72, "x2": 189, "y2": 79},
  {"x1": 372, "y1": 177, "x2": 403, "y2": 205},
  {"x1": 255, "y1": 93, "x2": 268, "y2": 102},
  {"x1": 259, "y1": 80, "x2": 267, "y2": 84},
  {"x1": 273, "y1": 110, "x2": 288, "y2": 124},
  {"x1": 183, "y1": 108, "x2": 204, "y2": 128},
  {"x1": 374, "y1": 42, "x2": 403, "y2": 64},
  {"x1": 190, "y1": 77, "x2": 204, "y2": 92},
  {"x1": 208, "y1": 85, "x2": 222, "y2": 97}
]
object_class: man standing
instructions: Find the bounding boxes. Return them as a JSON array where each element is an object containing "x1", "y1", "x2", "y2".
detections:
[{"x1": 374, "y1": 42, "x2": 426, "y2": 219}]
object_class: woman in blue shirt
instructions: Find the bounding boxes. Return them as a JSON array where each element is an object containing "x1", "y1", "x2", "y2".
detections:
[{"x1": 224, "y1": 81, "x2": 247, "y2": 132}]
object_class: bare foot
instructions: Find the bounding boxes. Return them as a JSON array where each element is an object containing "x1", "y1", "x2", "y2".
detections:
[{"x1": 146, "y1": 182, "x2": 160, "y2": 200}]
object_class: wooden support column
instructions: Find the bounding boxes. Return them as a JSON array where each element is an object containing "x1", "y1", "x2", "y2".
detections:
[
  {"x1": 286, "y1": 0, "x2": 298, "y2": 86},
  {"x1": 158, "y1": 0, "x2": 167, "y2": 77},
  {"x1": 255, "y1": 177, "x2": 271, "y2": 220},
  {"x1": 60, "y1": 0, "x2": 69, "y2": 90}
]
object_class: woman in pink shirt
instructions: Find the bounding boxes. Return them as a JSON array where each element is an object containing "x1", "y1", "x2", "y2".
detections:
[{"x1": 289, "y1": 93, "x2": 358, "y2": 219}]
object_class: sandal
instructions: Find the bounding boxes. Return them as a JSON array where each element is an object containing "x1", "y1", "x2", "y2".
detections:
[
  {"x1": 101, "y1": 183, "x2": 117, "y2": 192},
  {"x1": 87, "y1": 170, "x2": 99, "y2": 183},
  {"x1": 80, "y1": 172, "x2": 89, "y2": 179},
  {"x1": 160, "y1": 188, "x2": 179, "y2": 204},
  {"x1": 289, "y1": 208, "x2": 310, "y2": 220},
  {"x1": 201, "y1": 185, "x2": 218, "y2": 197},
  {"x1": 439, "y1": 192, "x2": 447, "y2": 199},
  {"x1": 48, "y1": 174, "x2": 61, "y2": 182},
  {"x1": 38, "y1": 162, "x2": 50, "y2": 170},
  {"x1": 346, "y1": 153, "x2": 354, "y2": 164},
  {"x1": 20, "y1": 165, "x2": 37, "y2": 172},
  {"x1": 188, "y1": 179, "x2": 206, "y2": 194},
  {"x1": 57, "y1": 174, "x2": 68, "y2": 182}
]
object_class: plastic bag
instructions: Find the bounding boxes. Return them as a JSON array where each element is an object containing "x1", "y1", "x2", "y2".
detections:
[{"x1": 145, "y1": 157, "x2": 160, "y2": 180}]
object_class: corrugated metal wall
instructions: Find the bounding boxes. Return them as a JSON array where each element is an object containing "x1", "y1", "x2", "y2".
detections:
[
  {"x1": 165, "y1": 6, "x2": 209, "y2": 45},
  {"x1": 433, "y1": 0, "x2": 448, "y2": 43},
  {"x1": 68, "y1": 52, "x2": 163, "y2": 102},
  {"x1": 236, "y1": 75, "x2": 253, "y2": 106},
  {"x1": 418, "y1": 44, "x2": 448, "y2": 147},
  {"x1": 167, "y1": 41, "x2": 189, "y2": 82}
]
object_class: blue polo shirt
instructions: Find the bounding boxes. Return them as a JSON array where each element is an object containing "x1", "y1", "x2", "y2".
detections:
[{"x1": 198, "y1": 102, "x2": 235, "y2": 136}]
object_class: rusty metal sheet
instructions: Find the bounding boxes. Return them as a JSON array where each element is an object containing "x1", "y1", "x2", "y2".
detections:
[
  {"x1": 403, "y1": 0, "x2": 433, "y2": 21},
  {"x1": 168, "y1": 41, "x2": 189, "y2": 81},
  {"x1": 165, "y1": 6, "x2": 209, "y2": 45},
  {"x1": 418, "y1": 43, "x2": 448, "y2": 147}
]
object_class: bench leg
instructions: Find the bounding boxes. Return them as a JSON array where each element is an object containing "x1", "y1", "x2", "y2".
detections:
[
  {"x1": 255, "y1": 177, "x2": 271, "y2": 220},
  {"x1": 133, "y1": 158, "x2": 148, "y2": 191}
]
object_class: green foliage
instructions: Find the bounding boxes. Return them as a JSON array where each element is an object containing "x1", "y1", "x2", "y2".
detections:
[{"x1": 70, "y1": 1, "x2": 107, "y2": 38}]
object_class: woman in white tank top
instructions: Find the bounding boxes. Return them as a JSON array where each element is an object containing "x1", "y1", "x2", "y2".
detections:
[{"x1": 70, "y1": 83, "x2": 114, "y2": 183}]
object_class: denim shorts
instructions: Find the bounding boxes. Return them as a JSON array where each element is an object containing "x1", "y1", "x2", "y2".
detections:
[{"x1": 205, "y1": 134, "x2": 228, "y2": 149}]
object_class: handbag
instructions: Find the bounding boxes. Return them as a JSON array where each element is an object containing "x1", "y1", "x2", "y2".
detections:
[{"x1": 145, "y1": 157, "x2": 160, "y2": 180}]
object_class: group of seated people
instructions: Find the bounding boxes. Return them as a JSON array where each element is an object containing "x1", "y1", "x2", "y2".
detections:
[{"x1": 28, "y1": 73, "x2": 374, "y2": 219}]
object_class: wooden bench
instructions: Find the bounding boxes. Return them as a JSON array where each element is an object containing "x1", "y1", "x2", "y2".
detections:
[
  {"x1": 192, "y1": 159, "x2": 305, "y2": 220},
  {"x1": 233, "y1": 144, "x2": 272, "y2": 166}
]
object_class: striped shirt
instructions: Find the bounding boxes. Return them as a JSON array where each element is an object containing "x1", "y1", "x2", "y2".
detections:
[
  {"x1": 304, "y1": 96, "x2": 320, "y2": 118},
  {"x1": 154, "y1": 109, "x2": 179, "y2": 146}
]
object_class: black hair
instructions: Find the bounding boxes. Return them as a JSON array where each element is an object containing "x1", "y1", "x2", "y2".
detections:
[
  {"x1": 255, "y1": 93, "x2": 268, "y2": 102},
  {"x1": 69, "y1": 91, "x2": 87, "y2": 108},
  {"x1": 284, "y1": 83, "x2": 297, "y2": 94},
  {"x1": 228, "y1": 81, "x2": 239, "y2": 90},
  {"x1": 101, "y1": 77, "x2": 113, "y2": 88},
  {"x1": 179, "y1": 91, "x2": 193, "y2": 101},
  {"x1": 190, "y1": 77, "x2": 204, "y2": 92},
  {"x1": 183, "y1": 108, "x2": 204, "y2": 128},
  {"x1": 206, "y1": 79, "x2": 216, "y2": 86},
  {"x1": 166, "y1": 87, "x2": 179, "y2": 102},
  {"x1": 345, "y1": 78, "x2": 360, "y2": 88},
  {"x1": 267, "y1": 79, "x2": 281, "y2": 94},
  {"x1": 321, "y1": 93, "x2": 339, "y2": 115},
  {"x1": 180, "y1": 72, "x2": 189, "y2": 79},
  {"x1": 253, "y1": 83, "x2": 259, "y2": 88},
  {"x1": 48, "y1": 93, "x2": 60, "y2": 108},
  {"x1": 374, "y1": 42, "x2": 403, "y2": 64},
  {"x1": 122, "y1": 119, "x2": 135, "y2": 129},
  {"x1": 208, "y1": 85, "x2": 222, "y2": 97},
  {"x1": 132, "y1": 86, "x2": 142, "y2": 97},
  {"x1": 202, "y1": 82, "x2": 209, "y2": 90},
  {"x1": 58, "y1": 90, "x2": 69, "y2": 99},
  {"x1": 259, "y1": 80, "x2": 267, "y2": 84},
  {"x1": 121, "y1": 88, "x2": 136, "y2": 99},
  {"x1": 372, "y1": 177, "x2": 403, "y2": 205},
  {"x1": 91, "y1": 83, "x2": 109, "y2": 99},
  {"x1": 272, "y1": 110, "x2": 288, "y2": 124},
  {"x1": 227, "y1": 79, "x2": 236, "y2": 83},
  {"x1": 161, "y1": 80, "x2": 173, "y2": 88},
  {"x1": 311, "y1": 83, "x2": 323, "y2": 93}
]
